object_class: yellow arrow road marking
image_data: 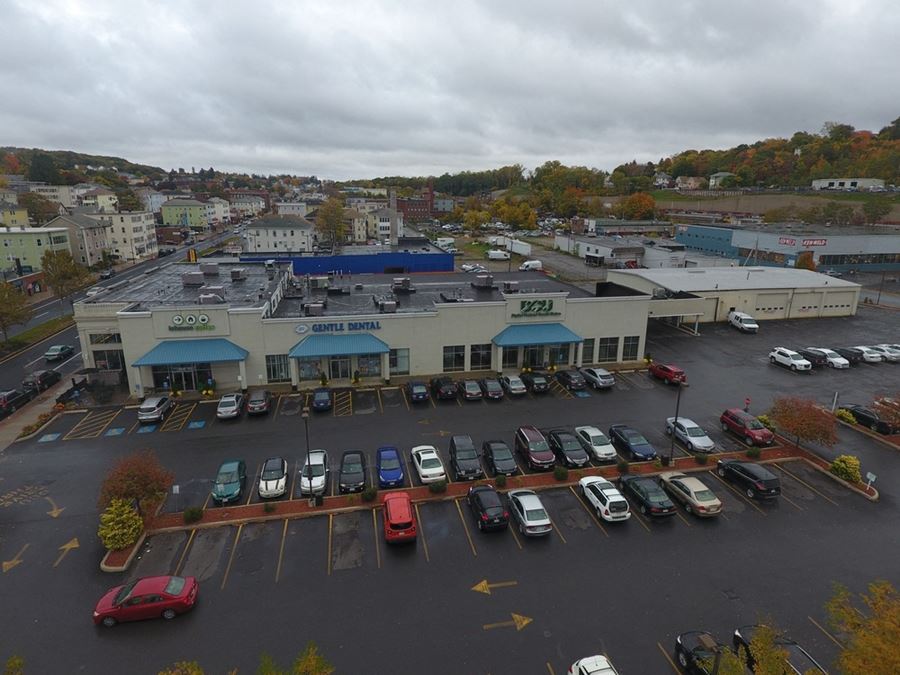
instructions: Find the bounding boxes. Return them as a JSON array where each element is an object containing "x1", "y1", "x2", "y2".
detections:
[
  {"x1": 483, "y1": 612, "x2": 532, "y2": 631},
  {"x1": 471, "y1": 579, "x2": 518, "y2": 595},
  {"x1": 2, "y1": 544, "x2": 29, "y2": 573},
  {"x1": 53, "y1": 538, "x2": 80, "y2": 567},
  {"x1": 45, "y1": 497, "x2": 65, "y2": 518}
]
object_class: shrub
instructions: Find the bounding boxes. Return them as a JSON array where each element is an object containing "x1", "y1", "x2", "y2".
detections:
[
  {"x1": 98, "y1": 450, "x2": 174, "y2": 514},
  {"x1": 694, "y1": 453, "x2": 709, "y2": 465},
  {"x1": 830, "y1": 454, "x2": 862, "y2": 483},
  {"x1": 17, "y1": 412, "x2": 56, "y2": 438},
  {"x1": 494, "y1": 474, "x2": 507, "y2": 488},
  {"x1": 97, "y1": 498, "x2": 143, "y2": 551},
  {"x1": 616, "y1": 459, "x2": 630, "y2": 474},
  {"x1": 653, "y1": 458, "x2": 662, "y2": 469},
  {"x1": 428, "y1": 479, "x2": 448, "y2": 494},
  {"x1": 183, "y1": 506, "x2": 204, "y2": 524},
  {"x1": 553, "y1": 465, "x2": 569, "y2": 481},
  {"x1": 746, "y1": 447, "x2": 762, "y2": 459},
  {"x1": 361, "y1": 486, "x2": 377, "y2": 502},
  {"x1": 345, "y1": 493, "x2": 358, "y2": 505},
  {"x1": 263, "y1": 501, "x2": 277, "y2": 514},
  {"x1": 756, "y1": 414, "x2": 775, "y2": 431},
  {"x1": 835, "y1": 408, "x2": 858, "y2": 425}
]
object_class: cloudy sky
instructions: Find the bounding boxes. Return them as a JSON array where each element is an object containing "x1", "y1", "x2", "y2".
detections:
[{"x1": 3, "y1": 1, "x2": 898, "y2": 180}]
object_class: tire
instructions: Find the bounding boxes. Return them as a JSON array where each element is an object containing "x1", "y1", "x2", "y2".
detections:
[
  {"x1": 519, "y1": 523, "x2": 525, "y2": 535},
  {"x1": 162, "y1": 608, "x2": 176, "y2": 620},
  {"x1": 745, "y1": 436, "x2": 753, "y2": 446},
  {"x1": 746, "y1": 488, "x2": 755, "y2": 499},
  {"x1": 477, "y1": 520, "x2": 484, "y2": 532},
  {"x1": 101, "y1": 616, "x2": 116, "y2": 628},
  {"x1": 9, "y1": 405, "x2": 15, "y2": 413},
  {"x1": 686, "y1": 442, "x2": 693, "y2": 452},
  {"x1": 769, "y1": 356, "x2": 776, "y2": 364},
  {"x1": 596, "y1": 508, "x2": 603, "y2": 520},
  {"x1": 721, "y1": 422, "x2": 729, "y2": 432},
  {"x1": 685, "y1": 503, "x2": 692, "y2": 514},
  {"x1": 791, "y1": 364, "x2": 797, "y2": 371},
  {"x1": 677, "y1": 651, "x2": 688, "y2": 668},
  {"x1": 717, "y1": 466, "x2": 727, "y2": 478},
  {"x1": 640, "y1": 504, "x2": 647, "y2": 515},
  {"x1": 665, "y1": 426, "x2": 672, "y2": 436}
]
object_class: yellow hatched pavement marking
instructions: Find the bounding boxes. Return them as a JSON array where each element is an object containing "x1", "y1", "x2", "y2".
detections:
[
  {"x1": 161, "y1": 402, "x2": 196, "y2": 431},
  {"x1": 64, "y1": 409, "x2": 120, "y2": 439}
]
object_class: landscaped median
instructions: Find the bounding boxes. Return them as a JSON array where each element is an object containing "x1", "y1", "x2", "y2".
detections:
[{"x1": 99, "y1": 439, "x2": 877, "y2": 572}]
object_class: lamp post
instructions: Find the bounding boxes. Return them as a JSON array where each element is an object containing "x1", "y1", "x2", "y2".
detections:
[
  {"x1": 669, "y1": 383, "x2": 683, "y2": 466},
  {"x1": 302, "y1": 406, "x2": 311, "y2": 502}
]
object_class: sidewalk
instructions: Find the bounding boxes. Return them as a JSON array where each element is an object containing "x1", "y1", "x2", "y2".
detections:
[{"x1": 0, "y1": 381, "x2": 72, "y2": 450}]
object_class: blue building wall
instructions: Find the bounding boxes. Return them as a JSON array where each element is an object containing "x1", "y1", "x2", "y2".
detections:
[
  {"x1": 675, "y1": 225, "x2": 739, "y2": 257},
  {"x1": 241, "y1": 251, "x2": 454, "y2": 275}
]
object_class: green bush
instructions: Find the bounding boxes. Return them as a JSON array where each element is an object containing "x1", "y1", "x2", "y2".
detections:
[
  {"x1": 362, "y1": 486, "x2": 377, "y2": 502},
  {"x1": 428, "y1": 479, "x2": 448, "y2": 494},
  {"x1": 830, "y1": 454, "x2": 862, "y2": 483},
  {"x1": 183, "y1": 506, "x2": 204, "y2": 524},
  {"x1": 746, "y1": 447, "x2": 762, "y2": 459},
  {"x1": 263, "y1": 501, "x2": 277, "y2": 514},
  {"x1": 653, "y1": 458, "x2": 663, "y2": 469},
  {"x1": 694, "y1": 453, "x2": 709, "y2": 465},
  {"x1": 756, "y1": 414, "x2": 775, "y2": 431},
  {"x1": 835, "y1": 408, "x2": 858, "y2": 425},
  {"x1": 617, "y1": 459, "x2": 630, "y2": 474},
  {"x1": 494, "y1": 474, "x2": 507, "y2": 488},
  {"x1": 553, "y1": 465, "x2": 569, "y2": 481},
  {"x1": 97, "y1": 499, "x2": 144, "y2": 551}
]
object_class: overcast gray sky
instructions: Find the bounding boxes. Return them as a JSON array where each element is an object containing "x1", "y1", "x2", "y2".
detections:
[{"x1": 3, "y1": 0, "x2": 898, "y2": 180}]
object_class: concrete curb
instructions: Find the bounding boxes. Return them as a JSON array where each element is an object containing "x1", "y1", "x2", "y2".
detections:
[
  {"x1": 100, "y1": 533, "x2": 147, "y2": 573},
  {"x1": 787, "y1": 456, "x2": 880, "y2": 502},
  {"x1": 14, "y1": 412, "x2": 62, "y2": 442}
]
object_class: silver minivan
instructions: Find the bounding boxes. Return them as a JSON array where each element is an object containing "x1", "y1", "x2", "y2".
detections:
[{"x1": 138, "y1": 395, "x2": 173, "y2": 423}]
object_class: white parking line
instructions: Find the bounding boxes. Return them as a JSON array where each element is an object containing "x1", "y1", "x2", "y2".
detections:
[{"x1": 32, "y1": 311, "x2": 49, "y2": 320}]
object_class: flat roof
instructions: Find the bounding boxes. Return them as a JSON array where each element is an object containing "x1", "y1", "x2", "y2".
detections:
[
  {"x1": 614, "y1": 267, "x2": 860, "y2": 292},
  {"x1": 688, "y1": 223, "x2": 900, "y2": 237},
  {"x1": 272, "y1": 271, "x2": 595, "y2": 318}
]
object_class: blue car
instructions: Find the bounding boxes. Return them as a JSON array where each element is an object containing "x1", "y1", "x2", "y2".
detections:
[
  {"x1": 608, "y1": 424, "x2": 658, "y2": 461},
  {"x1": 405, "y1": 381, "x2": 430, "y2": 403},
  {"x1": 376, "y1": 446, "x2": 404, "y2": 488},
  {"x1": 311, "y1": 388, "x2": 332, "y2": 411}
]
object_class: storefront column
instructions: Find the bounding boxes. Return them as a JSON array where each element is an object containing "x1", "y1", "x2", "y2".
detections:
[
  {"x1": 575, "y1": 342, "x2": 584, "y2": 367},
  {"x1": 494, "y1": 345, "x2": 504, "y2": 373},
  {"x1": 381, "y1": 352, "x2": 390, "y2": 383},
  {"x1": 290, "y1": 358, "x2": 300, "y2": 391},
  {"x1": 238, "y1": 360, "x2": 248, "y2": 393},
  {"x1": 133, "y1": 367, "x2": 144, "y2": 399}
]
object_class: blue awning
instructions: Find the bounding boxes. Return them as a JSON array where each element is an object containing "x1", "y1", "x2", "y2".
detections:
[
  {"x1": 289, "y1": 333, "x2": 390, "y2": 358},
  {"x1": 492, "y1": 323, "x2": 583, "y2": 347},
  {"x1": 133, "y1": 338, "x2": 249, "y2": 367}
]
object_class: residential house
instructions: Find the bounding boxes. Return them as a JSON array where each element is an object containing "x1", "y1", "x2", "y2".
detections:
[
  {"x1": 432, "y1": 197, "x2": 455, "y2": 213},
  {"x1": 226, "y1": 188, "x2": 271, "y2": 211},
  {"x1": 0, "y1": 189, "x2": 17, "y2": 204},
  {"x1": 231, "y1": 195, "x2": 266, "y2": 218},
  {"x1": 346, "y1": 197, "x2": 388, "y2": 214},
  {"x1": 161, "y1": 198, "x2": 209, "y2": 230},
  {"x1": 0, "y1": 201, "x2": 29, "y2": 228},
  {"x1": 342, "y1": 208, "x2": 367, "y2": 243},
  {"x1": 29, "y1": 184, "x2": 77, "y2": 208},
  {"x1": 366, "y1": 207, "x2": 404, "y2": 244},
  {"x1": 86, "y1": 211, "x2": 158, "y2": 262},
  {"x1": 206, "y1": 197, "x2": 231, "y2": 226},
  {"x1": 135, "y1": 187, "x2": 167, "y2": 214},
  {"x1": 675, "y1": 176, "x2": 707, "y2": 190},
  {"x1": 80, "y1": 188, "x2": 118, "y2": 213},
  {"x1": 244, "y1": 215, "x2": 314, "y2": 253},
  {"x1": 708, "y1": 172, "x2": 736, "y2": 189},
  {"x1": 45, "y1": 214, "x2": 111, "y2": 267},
  {"x1": 274, "y1": 201, "x2": 308, "y2": 217},
  {"x1": 0, "y1": 226, "x2": 71, "y2": 274},
  {"x1": 653, "y1": 172, "x2": 673, "y2": 188}
]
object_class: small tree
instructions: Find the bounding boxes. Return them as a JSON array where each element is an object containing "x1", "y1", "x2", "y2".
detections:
[
  {"x1": 40, "y1": 249, "x2": 91, "y2": 314},
  {"x1": 768, "y1": 396, "x2": 837, "y2": 448},
  {"x1": 158, "y1": 662, "x2": 205, "y2": 675},
  {"x1": 873, "y1": 395, "x2": 900, "y2": 429},
  {"x1": 315, "y1": 197, "x2": 346, "y2": 245},
  {"x1": 0, "y1": 283, "x2": 33, "y2": 343},
  {"x1": 827, "y1": 580, "x2": 900, "y2": 674},
  {"x1": 97, "y1": 498, "x2": 144, "y2": 550},
  {"x1": 256, "y1": 642, "x2": 334, "y2": 675},
  {"x1": 4, "y1": 656, "x2": 25, "y2": 675},
  {"x1": 19, "y1": 192, "x2": 60, "y2": 225},
  {"x1": 98, "y1": 449, "x2": 174, "y2": 516}
]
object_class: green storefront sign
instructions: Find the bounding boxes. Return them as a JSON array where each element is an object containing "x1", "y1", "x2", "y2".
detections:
[{"x1": 511, "y1": 299, "x2": 561, "y2": 318}]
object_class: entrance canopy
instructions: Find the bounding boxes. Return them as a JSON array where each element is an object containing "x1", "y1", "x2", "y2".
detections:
[
  {"x1": 289, "y1": 333, "x2": 389, "y2": 358},
  {"x1": 492, "y1": 323, "x2": 582, "y2": 347},
  {"x1": 133, "y1": 338, "x2": 249, "y2": 366}
]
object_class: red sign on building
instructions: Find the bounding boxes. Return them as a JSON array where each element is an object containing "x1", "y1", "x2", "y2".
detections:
[{"x1": 778, "y1": 237, "x2": 796, "y2": 246}]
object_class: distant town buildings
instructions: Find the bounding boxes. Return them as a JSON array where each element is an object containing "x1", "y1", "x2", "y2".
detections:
[
  {"x1": 811, "y1": 178, "x2": 885, "y2": 191},
  {"x1": 244, "y1": 214, "x2": 314, "y2": 253}
]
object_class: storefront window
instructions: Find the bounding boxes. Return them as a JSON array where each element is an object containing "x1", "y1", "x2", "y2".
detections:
[
  {"x1": 470, "y1": 344, "x2": 491, "y2": 371},
  {"x1": 502, "y1": 347, "x2": 519, "y2": 369},
  {"x1": 296, "y1": 357, "x2": 322, "y2": 381},
  {"x1": 443, "y1": 345, "x2": 465, "y2": 372},
  {"x1": 389, "y1": 349, "x2": 409, "y2": 376},
  {"x1": 623, "y1": 335, "x2": 640, "y2": 361},
  {"x1": 597, "y1": 337, "x2": 619, "y2": 362},
  {"x1": 581, "y1": 338, "x2": 595, "y2": 364},
  {"x1": 265, "y1": 354, "x2": 291, "y2": 383},
  {"x1": 523, "y1": 345, "x2": 543, "y2": 368},
  {"x1": 89, "y1": 333, "x2": 122, "y2": 344},
  {"x1": 357, "y1": 354, "x2": 382, "y2": 378},
  {"x1": 92, "y1": 349, "x2": 124, "y2": 370},
  {"x1": 549, "y1": 344, "x2": 569, "y2": 367},
  {"x1": 150, "y1": 363, "x2": 212, "y2": 391}
]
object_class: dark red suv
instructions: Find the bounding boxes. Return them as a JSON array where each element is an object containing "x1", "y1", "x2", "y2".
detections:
[
  {"x1": 720, "y1": 409, "x2": 774, "y2": 446},
  {"x1": 514, "y1": 425, "x2": 555, "y2": 470},
  {"x1": 648, "y1": 363, "x2": 686, "y2": 385}
]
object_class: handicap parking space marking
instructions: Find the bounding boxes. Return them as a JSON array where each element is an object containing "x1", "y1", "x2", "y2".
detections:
[
  {"x1": 573, "y1": 390, "x2": 591, "y2": 399},
  {"x1": 161, "y1": 402, "x2": 196, "y2": 432},
  {"x1": 63, "y1": 408, "x2": 121, "y2": 440},
  {"x1": 38, "y1": 433, "x2": 61, "y2": 443},
  {"x1": 187, "y1": 420, "x2": 206, "y2": 429},
  {"x1": 104, "y1": 427, "x2": 125, "y2": 437},
  {"x1": 333, "y1": 390, "x2": 353, "y2": 417},
  {"x1": 137, "y1": 424, "x2": 157, "y2": 434},
  {"x1": 549, "y1": 381, "x2": 574, "y2": 399}
]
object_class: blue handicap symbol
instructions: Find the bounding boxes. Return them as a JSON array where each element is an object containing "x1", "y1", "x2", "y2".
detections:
[
  {"x1": 574, "y1": 390, "x2": 592, "y2": 398},
  {"x1": 39, "y1": 433, "x2": 61, "y2": 443},
  {"x1": 187, "y1": 420, "x2": 206, "y2": 429},
  {"x1": 137, "y1": 424, "x2": 157, "y2": 434},
  {"x1": 105, "y1": 427, "x2": 125, "y2": 436}
]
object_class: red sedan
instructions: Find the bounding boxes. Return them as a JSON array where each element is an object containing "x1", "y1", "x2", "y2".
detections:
[
  {"x1": 93, "y1": 575, "x2": 199, "y2": 627},
  {"x1": 648, "y1": 363, "x2": 686, "y2": 385}
]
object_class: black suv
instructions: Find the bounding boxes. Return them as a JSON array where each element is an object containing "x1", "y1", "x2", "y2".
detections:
[
  {"x1": 716, "y1": 459, "x2": 781, "y2": 499},
  {"x1": 555, "y1": 369, "x2": 586, "y2": 391},
  {"x1": 430, "y1": 377, "x2": 459, "y2": 400},
  {"x1": 22, "y1": 369, "x2": 62, "y2": 393},
  {"x1": 547, "y1": 430, "x2": 590, "y2": 468},
  {"x1": 448, "y1": 435, "x2": 484, "y2": 480},
  {"x1": 797, "y1": 348, "x2": 828, "y2": 367},
  {"x1": 834, "y1": 347, "x2": 864, "y2": 364},
  {"x1": 519, "y1": 371, "x2": 549, "y2": 393},
  {"x1": 842, "y1": 404, "x2": 900, "y2": 435},
  {"x1": 0, "y1": 390, "x2": 34, "y2": 417}
]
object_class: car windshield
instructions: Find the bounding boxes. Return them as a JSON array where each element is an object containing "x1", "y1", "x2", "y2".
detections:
[
  {"x1": 412, "y1": 385, "x2": 426, "y2": 393},
  {"x1": 687, "y1": 427, "x2": 707, "y2": 438},
  {"x1": 532, "y1": 376, "x2": 547, "y2": 384},
  {"x1": 562, "y1": 439, "x2": 581, "y2": 451},
  {"x1": 821, "y1": 350, "x2": 839, "y2": 358},
  {"x1": 217, "y1": 470, "x2": 239, "y2": 483},
  {"x1": 381, "y1": 457, "x2": 400, "y2": 470},
  {"x1": 647, "y1": 489, "x2": 669, "y2": 504},
  {"x1": 343, "y1": 458, "x2": 363, "y2": 473},
  {"x1": 314, "y1": 391, "x2": 330, "y2": 401},
  {"x1": 626, "y1": 433, "x2": 649, "y2": 445},
  {"x1": 261, "y1": 461, "x2": 283, "y2": 479},
  {"x1": 531, "y1": 440, "x2": 550, "y2": 452},
  {"x1": 139, "y1": 403, "x2": 157, "y2": 413},
  {"x1": 590, "y1": 433, "x2": 609, "y2": 445},
  {"x1": 790, "y1": 354, "x2": 804, "y2": 360},
  {"x1": 456, "y1": 448, "x2": 477, "y2": 459},
  {"x1": 219, "y1": 399, "x2": 237, "y2": 408},
  {"x1": 113, "y1": 580, "x2": 138, "y2": 605},
  {"x1": 303, "y1": 464, "x2": 325, "y2": 478},
  {"x1": 508, "y1": 378, "x2": 522, "y2": 386},
  {"x1": 747, "y1": 419, "x2": 765, "y2": 430},
  {"x1": 164, "y1": 577, "x2": 186, "y2": 595},
  {"x1": 694, "y1": 489, "x2": 717, "y2": 502},
  {"x1": 250, "y1": 394, "x2": 267, "y2": 403},
  {"x1": 485, "y1": 381, "x2": 501, "y2": 391},
  {"x1": 421, "y1": 458, "x2": 442, "y2": 469},
  {"x1": 492, "y1": 446, "x2": 513, "y2": 460},
  {"x1": 525, "y1": 508, "x2": 548, "y2": 521},
  {"x1": 465, "y1": 382, "x2": 480, "y2": 391}
]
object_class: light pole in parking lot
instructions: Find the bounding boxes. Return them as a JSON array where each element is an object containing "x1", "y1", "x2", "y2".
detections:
[
  {"x1": 302, "y1": 406, "x2": 311, "y2": 503},
  {"x1": 669, "y1": 383, "x2": 683, "y2": 466}
]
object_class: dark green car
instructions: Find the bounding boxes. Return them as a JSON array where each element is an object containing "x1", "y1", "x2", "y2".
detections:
[{"x1": 211, "y1": 460, "x2": 246, "y2": 505}]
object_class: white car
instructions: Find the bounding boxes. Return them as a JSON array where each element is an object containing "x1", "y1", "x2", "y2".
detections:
[
  {"x1": 568, "y1": 655, "x2": 621, "y2": 675},
  {"x1": 574, "y1": 426, "x2": 617, "y2": 462},
  {"x1": 852, "y1": 346, "x2": 884, "y2": 363},
  {"x1": 580, "y1": 367, "x2": 616, "y2": 389},
  {"x1": 299, "y1": 449, "x2": 329, "y2": 495},
  {"x1": 869, "y1": 345, "x2": 900, "y2": 362},
  {"x1": 658, "y1": 472, "x2": 723, "y2": 517},
  {"x1": 216, "y1": 393, "x2": 244, "y2": 419},
  {"x1": 258, "y1": 457, "x2": 288, "y2": 498},
  {"x1": 665, "y1": 417, "x2": 716, "y2": 453},
  {"x1": 578, "y1": 476, "x2": 630, "y2": 522},
  {"x1": 500, "y1": 375, "x2": 527, "y2": 395},
  {"x1": 507, "y1": 489, "x2": 552, "y2": 536},
  {"x1": 769, "y1": 347, "x2": 812, "y2": 371},
  {"x1": 805, "y1": 347, "x2": 849, "y2": 369},
  {"x1": 411, "y1": 445, "x2": 447, "y2": 484}
]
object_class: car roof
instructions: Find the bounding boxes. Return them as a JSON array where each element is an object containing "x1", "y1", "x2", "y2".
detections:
[
  {"x1": 518, "y1": 425, "x2": 543, "y2": 439},
  {"x1": 670, "y1": 417, "x2": 699, "y2": 427},
  {"x1": 263, "y1": 456, "x2": 285, "y2": 467},
  {"x1": 575, "y1": 425, "x2": 603, "y2": 435},
  {"x1": 218, "y1": 460, "x2": 242, "y2": 471},
  {"x1": 220, "y1": 393, "x2": 240, "y2": 401},
  {"x1": 377, "y1": 445, "x2": 399, "y2": 456},
  {"x1": 581, "y1": 476, "x2": 615, "y2": 489},
  {"x1": 132, "y1": 576, "x2": 179, "y2": 595},
  {"x1": 509, "y1": 490, "x2": 541, "y2": 506},
  {"x1": 412, "y1": 445, "x2": 438, "y2": 456},
  {"x1": 307, "y1": 449, "x2": 327, "y2": 462}
]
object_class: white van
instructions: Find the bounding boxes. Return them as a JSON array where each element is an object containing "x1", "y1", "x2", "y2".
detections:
[
  {"x1": 487, "y1": 249, "x2": 511, "y2": 260},
  {"x1": 728, "y1": 310, "x2": 759, "y2": 333},
  {"x1": 519, "y1": 260, "x2": 543, "y2": 271}
]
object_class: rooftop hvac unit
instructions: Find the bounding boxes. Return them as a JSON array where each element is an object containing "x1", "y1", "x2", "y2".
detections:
[
  {"x1": 309, "y1": 275, "x2": 330, "y2": 290},
  {"x1": 200, "y1": 262, "x2": 219, "y2": 275},
  {"x1": 652, "y1": 287, "x2": 668, "y2": 299},
  {"x1": 305, "y1": 302, "x2": 325, "y2": 316},
  {"x1": 198, "y1": 293, "x2": 225, "y2": 304},
  {"x1": 502, "y1": 280, "x2": 519, "y2": 293},
  {"x1": 201, "y1": 285, "x2": 225, "y2": 297},
  {"x1": 379, "y1": 300, "x2": 397, "y2": 313},
  {"x1": 471, "y1": 274, "x2": 494, "y2": 289},
  {"x1": 181, "y1": 272, "x2": 205, "y2": 286},
  {"x1": 230, "y1": 268, "x2": 247, "y2": 281},
  {"x1": 391, "y1": 277, "x2": 415, "y2": 293}
]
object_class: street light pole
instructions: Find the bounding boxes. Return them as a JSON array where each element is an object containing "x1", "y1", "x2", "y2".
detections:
[
  {"x1": 669, "y1": 383, "x2": 683, "y2": 465},
  {"x1": 302, "y1": 406, "x2": 311, "y2": 502}
]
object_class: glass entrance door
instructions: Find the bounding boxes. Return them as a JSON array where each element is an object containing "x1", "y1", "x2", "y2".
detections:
[
  {"x1": 172, "y1": 366, "x2": 197, "y2": 391},
  {"x1": 329, "y1": 356, "x2": 351, "y2": 380}
]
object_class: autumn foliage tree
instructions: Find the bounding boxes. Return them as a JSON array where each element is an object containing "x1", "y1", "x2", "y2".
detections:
[
  {"x1": 768, "y1": 396, "x2": 838, "y2": 448},
  {"x1": 873, "y1": 395, "x2": 900, "y2": 428},
  {"x1": 0, "y1": 283, "x2": 33, "y2": 343},
  {"x1": 827, "y1": 580, "x2": 900, "y2": 675},
  {"x1": 98, "y1": 450, "x2": 174, "y2": 518},
  {"x1": 620, "y1": 192, "x2": 656, "y2": 220}
]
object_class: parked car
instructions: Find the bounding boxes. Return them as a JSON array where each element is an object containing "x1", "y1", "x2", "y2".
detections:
[
  {"x1": 449, "y1": 435, "x2": 483, "y2": 480},
  {"x1": 648, "y1": 362, "x2": 687, "y2": 385},
  {"x1": 574, "y1": 426, "x2": 617, "y2": 462},
  {"x1": 608, "y1": 424, "x2": 658, "y2": 461},
  {"x1": 579, "y1": 367, "x2": 615, "y2": 389},
  {"x1": 467, "y1": 484, "x2": 509, "y2": 532},
  {"x1": 674, "y1": 631, "x2": 733, "y2": 675},
  {"x1": 514, "y1": 425, "x2": 555, "y2": 470},
  {"x1": 93, "y1": 575, "x2": 199, "y2": 627},
  {"x1": 567, "y1": 655, "x2": 621, "y2": 675},
  {"x1": 834, "y1": 346, "x2": 865, "y2": 364},
  {"x1": 796, "y1": 348, "x2": 829, "y2": 367},
  {"x1": 658, "y1": 472, "x2": 722, "y2": 517},
  {"x1": 22, "y1": 369, "x2": 62, "y2": 393},
  {"x1": 665, "y1": 417, "x2": 715, "y2": 453},
  {"x1": 547, "y1": 429, "x2": 590, "y2": 468},
  {"x1": 0, "y1": 389, "x2": 33, "y2": 416},
  {"x1": 157, "y1": 247, "x2": 177, "y2": 258},
  {"x1": 298, "y1": 449, "x2": 329, "y2": 495},
  {"x1": 619, "y1": 475, "x2": 676, "y2": 517},
  {"x1": 406, "y1": 381, "x2": 431, "y2": 403},
  {"x1": 258, "y1": 457, "x2": 288, "y2": 499},
  {"x1": 728, "y1": 310, "x2": 759, "y2": 333},
  {"x1": 520, "y1": 371, "x2": 550, "y2": 393},
  {"x1": 720, "y1": 408, "x2": 774, "y2": 446},
  {"x1": 483, "y1": 440, "x2": 518, "y2": 476},
  {"x1": 411, "y1": 445, "x2": 446, "y2": 484},
  {"x1": 382, "y1": 492, "x2": 417, "y2": 544},
  {"x1": 216, "y1": 393, "x2": 244, "y2": 420},
  {"x1": 44, "y1": 344, "x2": 74, "y2": 362},
  {"x1": 578, "y1": 476, "x2": 630, "y2": 522},
  {"x1": 500, "y1": 374, "x2": 527, "y2": 396},
  {"x1": 211, "y1": 459, "x2": 247, "y2": 505},
  {"x1": 733, "y1": 624, "x2": 827, "y2": 673},
  {"x1": 841, "y1": 404, "x2": 900, "y2": 434},
  {"x1": 430, "y1": 377, "x2": 459, "y2": 400},
  {"x1": 769, "y1": 347, "x2": 812, "y2": 371},
  {"x1": 246, "y1": 389, "x2": 273, "y2": 415},
  {"x1": 338, "y1": 450, "x2": 367, "y2": 493},
  {"x1": 376, "y1": 446, "x2": 404, "y2": 488},
  {"x1": 137, "y1": 395, "x2": 173, "y2": 424},
  {"x1": 556, "y1": 369, "x2": 586, "y2": 390},
  {"x1": 507, "y1": 489, "x2": 552, "y2": 536},
  {"x1": 867, "y1": 344, "x2": 900, "y2": 362},
  {"x1": 459, "y1": 380, "x2": 483, "y2": 401},
  {"x1": 716, "y1": 459, "x2": 781, "y2": 500},
  {"x1": 311, "y1": 388, "x2": 333, "y2": 411},
  {"x1": 98, "y1": 268, "x2": 115, "y2": 280},
  {"x1": 479, "y1": 378, "x2": 505, "y2": 400},
  {"x1": 851, "y1": 345, "x2": 884, "y2": 363},
  {"x1": 803, "y1": 347, "x2": 850, "y2": 368}
]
